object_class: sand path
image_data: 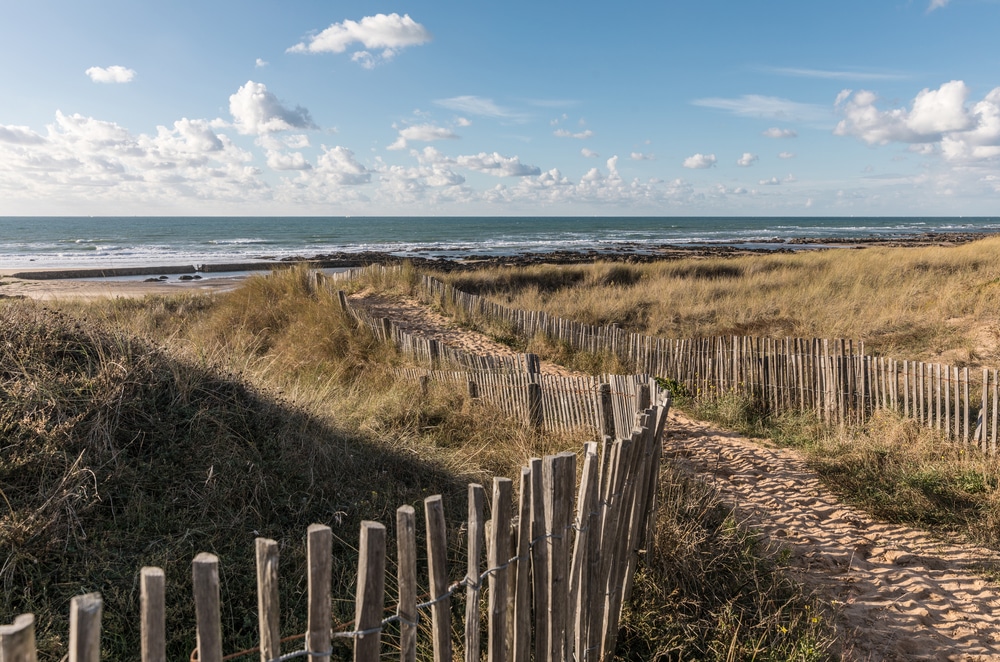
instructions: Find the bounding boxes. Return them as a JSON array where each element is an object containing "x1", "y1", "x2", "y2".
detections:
[
  {"x1": 664, "y1": 411, "x2": 1000, "y2": 661},
  {"x1": 355, "y1": 292, "x2": 1000, "y2": 660},
  {"x1": 350, "y1": 292, "x2": 577, "y2": 376}
]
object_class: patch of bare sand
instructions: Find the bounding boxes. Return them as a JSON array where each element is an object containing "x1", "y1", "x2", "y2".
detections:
[
  {"x1": 0, "y1": 276, "x2": 245, "y2": 300},
  {"x1": 665, "y1": 411, "x2": 1000, "y2": 661},
  {"x1": 349, "y1": 292, "x2": 577, "y2": 376}
]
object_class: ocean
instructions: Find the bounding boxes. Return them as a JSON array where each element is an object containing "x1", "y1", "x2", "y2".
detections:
[{"x1": 1, "y1": 216, "x2": 998, "y2": 270}]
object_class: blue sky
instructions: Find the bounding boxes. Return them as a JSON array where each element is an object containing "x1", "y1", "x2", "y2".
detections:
[{"x1": 2, "y1": 0, "x2": 999, "y2": 216}]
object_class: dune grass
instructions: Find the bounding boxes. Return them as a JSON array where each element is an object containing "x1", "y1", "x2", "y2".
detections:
[
  {"x1": 436, "y1": 238, "x2": 1000, "y2": 368},
  {"x1": 0, "y1": 266, "x2": 836, "y2": 660}
]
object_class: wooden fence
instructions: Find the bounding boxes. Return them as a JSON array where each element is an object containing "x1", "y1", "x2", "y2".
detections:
[
  {"x1": 395, "y1": 368, "x2": 661, "y2": 440},
  {"x1": 0, "y1": 398, "x2": 669, "y2": 662},
  {"x1": 388, "y1": 269, "x2": 1000, "y2": 452}
]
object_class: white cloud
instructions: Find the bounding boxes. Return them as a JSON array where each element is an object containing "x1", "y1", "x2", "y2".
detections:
[
  {"x1": 288, "y1": 13, "x2": 431, "y2": 67},
  {"x1": 314, "y1": 145, "x2": 370, "y2": 184},
  {"x1": 683, "y1": 153, "x2": 716, "y2": 169},
  {"x1": 763, "y1": 127, "x2": 797, "y2": 139},
  {"x1": 581, "y1": 148, "x2": 600, "y2": 158},
  {"x1": 737, "y1": 152, "x2": 758, "y2": 167},
  {"x1": 85, "y1": 65, "x2": 136, "y2": 84},
  {"x1": 554, "y1": 128, "x2": 594, "y2": 139},
  {"x1": 928, "y1": 0, "x2": 951, "y2": 11},
  {"x1": 693, "y1": 95, "x2": 826, "y2": 121},
  {"x1": 455, "y1": 117, "x2": 472, "y2": 127},
  {"x1": 228, "y1": 81, "x2": 317, "y2": 135},
  {"x1": 630, "y1": 152, "x2": 654, "y2": 161},
  {"x1": 267, "y1": 151, "x2": 312, "y2": 171},
  {"x1": 255, "y1": 58, "x2": 268, "y2": 68},
  {"x1": 388, "y1": 123, "x2": 459, "y2": 150},
  {"x1": 834, "y1": 81, "x2": 1000, "y2": 162},
  {"x1": 0, "y1": 125, "x2": 46, "y2": 145},
  {"x1": 778, "y1": 151, "x2": 796, "y2": 159},
  {"x1": 455, "y1": 152, "x2": 541, "y2": 177},
  {"x1": 759, "y1": 174, "x2": 796, "y2": 185},
  {"x1": 434, "y1": 96, "x2": 526, "y2": 121}
]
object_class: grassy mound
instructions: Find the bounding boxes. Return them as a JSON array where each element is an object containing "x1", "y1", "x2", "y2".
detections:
[{"x1": 0, "y1": 301, "x2": 463, "y2": 659}]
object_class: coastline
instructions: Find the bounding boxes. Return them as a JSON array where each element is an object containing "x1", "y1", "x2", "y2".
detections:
[{"x1": 0, "y1": 230, "x2": 991, "y2": 301}]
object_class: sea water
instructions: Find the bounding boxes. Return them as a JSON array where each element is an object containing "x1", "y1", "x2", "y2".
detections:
[{"x1": 1, "y1": 216, "x2": 998, "y2": 270}]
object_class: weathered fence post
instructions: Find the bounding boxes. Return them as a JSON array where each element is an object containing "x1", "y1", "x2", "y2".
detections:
[
  {"x1": 528, "y1": 382, "x2": 544, "y2": 430},
  {"x1": 69, "y1": 593, "x2": 102, "y2": 662},
  {"x1": 513, "y1": 467, "x2": 532, "y2": 662},
  {"x1": 466, "y1": 485, "x2": 486, "y2": 662},
  {"x1": 0, "y1": 614, "x2": 37, "y2": 662},
  {"x1": 424, "y1": 496, "x2": 452, "y2": 662},
  {"x1": 307, "y1": 524, "x2": 333, "y2": 662},
  {"x1": 337, "y1": 290, "x2": 349, "y2": 312},
  {"x1": 256, "y1": 538, "x2": 281, "y2": 662},
  {"x1": 140, "y1": 567, "x2": 166, "y2": 662},
  {"x1": 396, "y1": 507, "x2": 418, "y2": 662},
  {"x1": 192, "y1": 553, "x2": 223, "y2": 662},
  {"x1": 598, "y1": 383, "x2": 614, "y2": 440},
  {"x1": 489, "y1": 478, "x2": 513, "y2": 662},
  {"x1": 355, "y1": 522, "x2": 387, "y2": 662}
]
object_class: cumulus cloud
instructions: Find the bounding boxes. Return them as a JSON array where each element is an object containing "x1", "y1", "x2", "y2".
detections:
[
  {"x1": 835, "y1": 81, "x2": 1000, "y2": 162},
  {"x1": 455, "y1": 117, "x2": 472, "y2": 127},
  {"x1": 630, "y1": 152, "x2": 654, "y2": 161},
  {"x1": 288, "y1": 13, "x2": 431, "y2": 67},
  {"x1": 778, "y1": 151, "x2": 796, "y2": 159},
  {"x1": 0, "y1": 125, "x2": 46, "y2": 145},
  {"x1": 928, "y1": 0, "x2": 951, "y2": 11},
  {"x1": 85, "y1": 65, "x2": 136, "y2": 84},
  {"x1": 581, "y1": 148, "x2": 600, "y2": 158},
  {"x1": 266, "y1": 151, "x2": 312, "y2": 171},
  {"x1": 314, "y1": 145, "x2": 370, "y2": 184},
  {"x1": 255, "y1": 58, "x2": 268, "y2": 68},
  {"x1": 554, "y1": 128, "x2": 594, "y2": 139},
  {"x1": 683, "y1": 153, "x2": 716, "y2": 169},
  {"x1": 229, "y1": 81, "x2": 317, "y2": 135},
  {"x1": 737, "y1": 152, "x2": 758, "y2": 167},
  {"x1": 763, "y1": 127, "x2": 797, "y2": 139},
  {"x1": 693, "y1": 95, "x2": 826, "y2": 121},
  {"x1": 455, "y1": 152, "x2": 541, "y2": 177},
  {"x1": 388, "y1": 123, "x2": 459, "y2": 150}
]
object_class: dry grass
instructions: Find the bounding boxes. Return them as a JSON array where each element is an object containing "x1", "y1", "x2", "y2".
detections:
[
  {"x1": 0, "y1": 265, "x2": 835, "y2": 660},
  {"x1": 0, "y1": 269, "x2": 568, "y2": 660},
  {"x1": 437, "y1": 238, "x2": 1000, "y2": 368}
]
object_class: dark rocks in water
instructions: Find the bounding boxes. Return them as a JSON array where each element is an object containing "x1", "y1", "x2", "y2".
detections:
[
  {"x1": 143, "y1": 278, "x2": 162, "y2": 283},
  {"x1": 158, "y1": 276, "x2": 169, "y2": 280},
  {"x1": 192, "y1": 275, "x2": 202, "y2": 280},
  {"x1": 179, "y1": 275, "x2": 194, "y2": 281}
]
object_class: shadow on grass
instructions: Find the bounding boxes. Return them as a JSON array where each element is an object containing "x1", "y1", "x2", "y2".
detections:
[{"x1": 0, "y1": 301, "x2": 469, "y2": 660}]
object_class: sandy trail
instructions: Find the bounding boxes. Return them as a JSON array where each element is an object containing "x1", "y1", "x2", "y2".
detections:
[
  {"x1": 350, "y1": 292, "x2": 577, "y2": 376},
  {"x1": 356, "y1": 292, "x2": 1000, "y2": 660},
  {"x1": 664, "y1": 411, "x2": 1000, "y2": 661}
]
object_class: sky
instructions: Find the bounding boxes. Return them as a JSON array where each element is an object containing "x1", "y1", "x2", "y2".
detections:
[{"x1": 1, "y1": 0, "x2": 999, "y2": 217}]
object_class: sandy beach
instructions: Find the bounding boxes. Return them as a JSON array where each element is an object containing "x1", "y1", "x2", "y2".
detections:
[{"x1": 0, "y1": 274, "x2": 249, "y2": 300}]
